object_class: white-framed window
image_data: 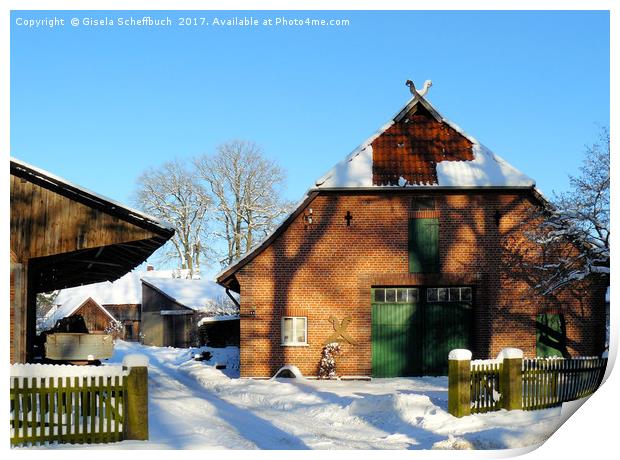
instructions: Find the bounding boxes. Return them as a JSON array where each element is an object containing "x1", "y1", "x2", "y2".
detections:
[{"x1": 281, "y1": 317, "x2": 308, "y2": 346}]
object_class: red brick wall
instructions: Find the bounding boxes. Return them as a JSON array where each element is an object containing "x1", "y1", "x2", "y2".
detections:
[{"x1": 235, "y1": 191, "x2": 606, "y2": 377}]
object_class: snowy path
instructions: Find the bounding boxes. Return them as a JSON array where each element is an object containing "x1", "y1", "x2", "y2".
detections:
[
  {"x1": 144, "y1": 349, "x2": 307, "y2": 449},
  {"x1": 40, "y1": 342, "x2": 569, "y2": 450}
]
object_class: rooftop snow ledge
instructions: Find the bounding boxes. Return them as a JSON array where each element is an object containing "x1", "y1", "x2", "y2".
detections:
[
  {"x1": 497, "y1": 348, "x2": 524, "y2": 360},
  {"x1": 448, "y1": 349, "x2": 472, "y2": 361}
]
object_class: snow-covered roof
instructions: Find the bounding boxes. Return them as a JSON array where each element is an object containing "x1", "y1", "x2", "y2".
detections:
[
  {"x1": 142, "y1": 277, "x2": 239, "y2": 314},
  {"x1": 42, "y1": 269, "x2": 192, "y2": 330},
  {"x1": 314, "y1": 95, "x2": 534, "y2": 189},
  {"x1": 216, "y1": 91, "x2": 537, "y2": 286},
  {"x1": 197, "y1": 315, "x2": 240, "y2": 327},
  {"x1": 41, "y1": 297, "x2": 117, "y2": 332}
]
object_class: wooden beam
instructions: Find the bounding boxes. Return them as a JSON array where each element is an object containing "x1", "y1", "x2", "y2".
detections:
[{"x1": 73, "y1": 259, "x2": 124, "y2": 268}]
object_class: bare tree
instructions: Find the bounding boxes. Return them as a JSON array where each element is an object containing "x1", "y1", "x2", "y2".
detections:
[
  {"x1": 195, "y1": 140, "x2": 293, "y2": 266},
  {"x1": 134, "y1": 159, "x2": 211, "y2": 277},
  {"x1": 527, "y1": 127, "x2": 609, "y2": 295},
  {"x1": 36, "y1": 291, "x2": 59, "y2": 334}
]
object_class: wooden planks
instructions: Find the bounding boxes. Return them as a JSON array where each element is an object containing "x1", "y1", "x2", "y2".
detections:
[
  {"x1": 522, "y1": 357, "x2": 607, "y2": 411},
  {"x1": 10, "y1": 174, "x2": 157, "y2": 260},
  {"x1": 45, "y1": 333, "x2": 114, "y2": 361},
  {"x1": 467, "y1": 357, "x2": 607, "y2": 415},
  {"x1": 470, "y1": 361, "x2": 503, "y2": 414},
  {"x1": 10, "y1": 374, "x2": 127, "y2": 446}
]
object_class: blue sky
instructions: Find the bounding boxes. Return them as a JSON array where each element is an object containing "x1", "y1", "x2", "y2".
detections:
[{"x1": 10, "y1": 10, "x2": 609, "y2": 272}]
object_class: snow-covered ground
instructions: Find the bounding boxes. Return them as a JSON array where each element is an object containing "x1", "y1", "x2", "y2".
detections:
[{"x1": 39, "y1": 341, "x2": 568, "y2": 450}]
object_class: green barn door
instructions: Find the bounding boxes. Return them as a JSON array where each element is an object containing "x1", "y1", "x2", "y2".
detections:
[
  {"x1": 536, "y1": 313, "x2": 568, "y2": 358},
  {"x1": 409, "y1": 218, "x2": 439, "y2": 273},
  {"x1": 372, "y1": 286, "x2": 473, "y2": 377},
  {"x1": 423, "y1": 295, "x2": 472, "y2": 375},
  {"x1": 372, "y1": 288, "x2": 422, "y2": 377}
]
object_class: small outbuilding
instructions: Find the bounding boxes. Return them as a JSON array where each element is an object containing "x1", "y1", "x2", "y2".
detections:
[
  {"x1": 43, "y1": 297, "x2": 119, "y2": 336},
  {"x1": 41, "y1": 269, "x2": 185, "y2": 341},
  {"x1": 10, "y1": 158, "x2": 174, "y2": 363},
  {"x1": 141, "y1": 277, "x2": 239, "y2": 348}
]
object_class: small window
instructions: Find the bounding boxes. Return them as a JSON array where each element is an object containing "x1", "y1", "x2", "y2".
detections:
[
  {"x1": 373, "y1": 287, "x2": 420, "y2": 303},
  {"x1": 427, "y1": 287, "x2": 473, "y2": 303},
  {"x1": 281, "y1": 317, "x2": 307, "y2": 346},
  {"x1": 407, "y1": 288, "x2": 419, "y2": 302}
]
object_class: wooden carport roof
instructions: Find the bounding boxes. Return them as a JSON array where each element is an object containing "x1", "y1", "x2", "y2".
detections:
[{"x1": 10, "y1": 158, "x2": 175, "y2": 292}]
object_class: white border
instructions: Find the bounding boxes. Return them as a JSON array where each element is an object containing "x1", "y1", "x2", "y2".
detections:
[{"x1": 2, "y1": 2, "x2": 615, "y2": 459}]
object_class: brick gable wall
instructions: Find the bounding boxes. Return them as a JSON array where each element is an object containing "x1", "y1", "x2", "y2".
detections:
[{"x1": 235, "y1": 191, "x2": 606, "y2": 378}]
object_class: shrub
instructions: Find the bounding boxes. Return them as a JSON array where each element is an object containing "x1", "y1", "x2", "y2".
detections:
[{"x1": 318, "y1": 342, "x2": 342, "y2": 379}]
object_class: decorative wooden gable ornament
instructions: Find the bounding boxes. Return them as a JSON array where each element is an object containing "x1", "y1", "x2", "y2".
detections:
[{"x1": 325, "y1": 316, "x2": 358, "y2": 345}]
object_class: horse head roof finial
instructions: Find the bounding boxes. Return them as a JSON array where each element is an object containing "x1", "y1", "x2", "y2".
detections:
[{"x1": 406, "y1": 79, "x2": 433, "y2": 98}]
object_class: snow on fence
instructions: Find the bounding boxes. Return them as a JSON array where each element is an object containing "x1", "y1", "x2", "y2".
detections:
[
  {"x1": 449, "y1": 349, "x2": 608, "y2": 417},
  {"x1": 10, "y1": 358, "x2": 149, "y2": 447}
]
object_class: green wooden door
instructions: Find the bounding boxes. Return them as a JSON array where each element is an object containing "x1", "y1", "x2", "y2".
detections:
[
  {"x1": 372, "y1": 288, "x2": 422, "y2": 377},
  {"x1": 372, "y1": 286, "x2": 472, "y2": 377},
  {"x1": 409, "y1": 218, "x2": 439, "y2": 273},
  {"x1": 536, "y1": 313, "x2": 568, "y2": 358},
  {"x1": 423, "y1": 301, "x2": 472, "y2": 375}
]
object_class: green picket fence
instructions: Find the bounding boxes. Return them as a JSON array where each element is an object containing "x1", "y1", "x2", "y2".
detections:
[
  {"x1": 470, "y1": 361, "x2": 503, "y2": 414},
  {"x1": 10, "y1": 374, "x2": 126, "y2": 447},
  {"x1": 463, "y1": 355, "x2": 607, "y2": 416},
  {"x1": 522, "y1": 357, "x2": 607, "y2": 410}
]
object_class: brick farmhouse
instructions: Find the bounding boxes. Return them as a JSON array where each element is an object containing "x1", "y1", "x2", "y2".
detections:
[{"x1": 216, "y1": 86, "x2": 606, "y2": 378}]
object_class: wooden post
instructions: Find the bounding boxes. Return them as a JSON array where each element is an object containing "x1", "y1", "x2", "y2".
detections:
[
  {"x1": 499, "y1": 348, "x2": 523, "y2": 411},
  {"x1": 448, "y1": 349, "x2": 471, "y2": 418},
  {"x1": 123, "y1": 355, "x2": 149, "y2": 441}
]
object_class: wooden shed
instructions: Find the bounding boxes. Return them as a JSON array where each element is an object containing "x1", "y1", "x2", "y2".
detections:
[
  {"x1": 141, "y1": 277, "x2": 239, "y2": 348},
  {"x1": 39, "y1": 269, "x2": 170, "y2": 341},
  {"x1": 10, "y1": 158, "x2": 174, "y2": 363}
]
